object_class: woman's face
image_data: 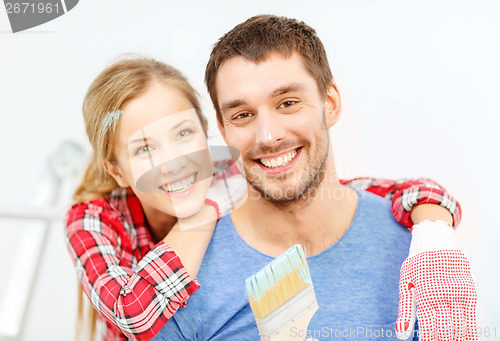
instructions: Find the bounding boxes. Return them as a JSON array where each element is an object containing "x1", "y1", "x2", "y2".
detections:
[{"x1": 108, "y1": 81, "x2": 212, "y2": 219}]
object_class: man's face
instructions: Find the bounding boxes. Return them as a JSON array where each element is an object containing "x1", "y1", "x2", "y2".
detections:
[{"x1": 216, "y1": 52, "x2": 339, "y2": 204}]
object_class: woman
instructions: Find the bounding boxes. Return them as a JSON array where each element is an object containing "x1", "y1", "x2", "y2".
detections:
[{"x1": 65, "y1": 57, "x2": 461, "y2": 341}]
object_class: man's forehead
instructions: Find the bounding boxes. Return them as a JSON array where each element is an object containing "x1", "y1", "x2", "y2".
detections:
[
  {"x1": 215, "y1": 52, "x2": 315, "y2": 101},
  {"x1": 217, "y1": 51, "x2": 306, "y2": 75}
]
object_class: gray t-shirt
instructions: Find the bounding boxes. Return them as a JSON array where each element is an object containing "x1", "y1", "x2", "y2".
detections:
[{"x1": 152, "y1": 189, "x2": 415, "y2": 340}]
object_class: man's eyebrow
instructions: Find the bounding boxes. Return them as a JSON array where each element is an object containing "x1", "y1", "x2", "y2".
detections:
[
  {"x1": 221, "y1": 99, "x2": 246, "y2": 113},
  {"x1": 220, "y1": 83, "x2": 305, "y2": 113},
  {"x1": 271, "y1": 83, "x2": 305, "y2": 98}
]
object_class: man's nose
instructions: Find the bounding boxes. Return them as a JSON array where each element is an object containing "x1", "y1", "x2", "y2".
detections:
[{"x1": 255, "y1": 111, "x2": 285, "y2": 146}]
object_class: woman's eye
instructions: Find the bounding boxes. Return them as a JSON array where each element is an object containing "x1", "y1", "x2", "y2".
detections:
[
  {"x1": 176, "y1": 129, "x2": 194, "y2": 140},
  {"x1": 279, "y1": 101, "x2": 296, "y2": 109},
  {"x1": 135, "y1": 145, "x2": 154, "y2": 155}
]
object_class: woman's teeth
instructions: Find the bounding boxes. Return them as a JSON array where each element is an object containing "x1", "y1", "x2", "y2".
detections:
[
  {"x1": 260, "y1": 149, "x2": 298, "y2": 169},
  {"x1": 165, "y1": 174, "x2": 196, "y2": 192}
]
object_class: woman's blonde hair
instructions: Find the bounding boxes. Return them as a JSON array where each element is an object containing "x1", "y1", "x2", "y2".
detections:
[
  {"x1": 73, "y1": 56, "x2": 207, "y2": 202},
  {"x1": 74, "y1": 56, "x2": 208, "y2": 340}
]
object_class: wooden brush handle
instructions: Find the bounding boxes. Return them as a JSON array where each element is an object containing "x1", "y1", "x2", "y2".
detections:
[{"x1": 268, "y1": 305, "x2": 318, "y2": 341}]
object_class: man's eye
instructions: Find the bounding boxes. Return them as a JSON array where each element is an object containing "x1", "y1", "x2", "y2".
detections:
[
  {"x1": 233, "y1": 112, "x2": 253, "y2": 120},
  {"x1": 176, "y1": 129, "x2": 194, "y2": 140},
  {"x1": 135, "y1": 145, "x2": 153, "y2": 155},
  {"x1": 279, "y1": 101, "x2": 296, "y2": 109}
]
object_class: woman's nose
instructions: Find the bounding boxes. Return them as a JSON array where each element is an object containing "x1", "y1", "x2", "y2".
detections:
[{"x1": 159, "y1": 154, "x2": 188, "y2": 175}]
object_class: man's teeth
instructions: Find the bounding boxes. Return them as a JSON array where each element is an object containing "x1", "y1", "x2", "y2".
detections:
[
  {"x1": 165, "y1": 174, "x2": 196, "y2": 192},
  {"x1": 260, "y1": 149, "x2": 298, "y2": 168}
]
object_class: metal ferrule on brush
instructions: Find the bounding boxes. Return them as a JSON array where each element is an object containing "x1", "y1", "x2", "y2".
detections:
[{"x1": 255, "y1": 285, "x2": 319, "y2": 341}]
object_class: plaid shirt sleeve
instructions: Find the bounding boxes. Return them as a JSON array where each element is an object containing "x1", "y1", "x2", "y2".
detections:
[
  {"x1": 64, "y1": 200, "x2": 200, "y2": 341},
  {"x1": 340, "y1": 177, "x2": 461, "y2": 228}
]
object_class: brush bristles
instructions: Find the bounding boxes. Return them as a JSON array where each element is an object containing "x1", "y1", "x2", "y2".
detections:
[{"x1": 246, "y1": 245, "x2": 312, "y2": 319}]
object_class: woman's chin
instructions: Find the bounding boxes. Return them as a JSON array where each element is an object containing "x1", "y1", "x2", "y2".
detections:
[
  {"x1": 172, "y1": 199, "x2": 206, "y2": 220},
  {"x1": 175, "y1": 179, "x2": 212, "y2": 217}
]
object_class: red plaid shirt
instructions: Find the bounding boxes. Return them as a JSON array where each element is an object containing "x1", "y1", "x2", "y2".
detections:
[{"x1": 64, "y1": 176, "x2": 461, "y2": 341}]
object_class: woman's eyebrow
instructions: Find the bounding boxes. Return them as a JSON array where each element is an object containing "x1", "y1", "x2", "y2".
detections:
[
  {"x1": 129, "y1": 136, "x2": 152, "y2": 145},
  {"x1": 170, "y1": 119, "x2": 193, "y2": 131},
  {"x1": 128, "y1": 119, "x2": 195, "y2": 144}
]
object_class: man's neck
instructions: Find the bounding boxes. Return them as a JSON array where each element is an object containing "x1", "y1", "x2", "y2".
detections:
[{"x1": 231, "y1": 163, "x2": 358, "y2": 257}]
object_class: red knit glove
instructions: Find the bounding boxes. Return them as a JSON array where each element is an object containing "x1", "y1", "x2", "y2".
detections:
[{"x1": 395, "y1": 221, "x2": 478, "y2": 341}]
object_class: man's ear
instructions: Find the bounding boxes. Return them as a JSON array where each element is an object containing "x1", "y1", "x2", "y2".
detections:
[
  {"x1": 103, "y1": 161, "x2": 130, "y2": 188},
  {"x1": 324, "y1": 82, "x2": 342, "y2": 129}
]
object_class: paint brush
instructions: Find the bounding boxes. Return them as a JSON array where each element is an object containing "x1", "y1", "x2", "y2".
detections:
[{"x1": 245, "y1": 244, "x2": 319, "y2": 341}]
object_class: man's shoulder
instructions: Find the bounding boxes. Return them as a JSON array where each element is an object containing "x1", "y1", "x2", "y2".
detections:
[
  {"x1": 349, "y1": 188, "x2": 408, "y2": 238},
  {"x1": 357, "y1": 187, "x2": 391, "y2": 204},
  {"x1": 354, "y1": 188, "x2": 393, "y2": 218}
]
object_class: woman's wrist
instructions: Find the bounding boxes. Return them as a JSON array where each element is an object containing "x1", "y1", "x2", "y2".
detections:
[
  {"x1": 175, "y1": 203, "x2": 218, "y2": 232},
  {"x1": 408, "y1": 220, "x2": 458, "y2": 257},
  {"x1": 410, "y1": 203, "x2": 453, "y2": 226}
]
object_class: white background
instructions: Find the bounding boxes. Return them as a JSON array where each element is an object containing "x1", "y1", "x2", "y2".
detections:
[{"x1": 0, "y1": 0, "x2": 499, "y2": 340}]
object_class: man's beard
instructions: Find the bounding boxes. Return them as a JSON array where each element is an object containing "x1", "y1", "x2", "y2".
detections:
[{"x1": 243, "y1": 117, "x2": 330, "y2": 209}]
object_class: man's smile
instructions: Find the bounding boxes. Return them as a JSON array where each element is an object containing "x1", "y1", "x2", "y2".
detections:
[{"x1": 254, "y1": 147, "x2": 303, "y2": 174}]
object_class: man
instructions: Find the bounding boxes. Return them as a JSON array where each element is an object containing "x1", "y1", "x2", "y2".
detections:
[{"x1": 154, "y1": 15, "x2": 476, "y2": 341}]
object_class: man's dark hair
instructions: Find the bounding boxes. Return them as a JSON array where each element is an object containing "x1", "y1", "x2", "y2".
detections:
[{"x1": 205, "y1": 14, "x2": 334, "y2": 124}]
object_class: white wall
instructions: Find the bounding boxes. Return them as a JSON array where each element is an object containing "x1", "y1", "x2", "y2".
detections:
[{"x1": 1, "y1": 0, "x2": 498, "y2": 339}]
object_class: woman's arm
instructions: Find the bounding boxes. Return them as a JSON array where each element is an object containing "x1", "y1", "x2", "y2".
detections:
[
  {"x1": 409, "y1": 203, "x2": 452, "y2": 225},
  {"x1": 65, "y1": 168, "x2": 244, "y2": 341},
  {"x1": 341, "y1": 177, "x2": 461, "y2": 227},
  {"x1": 168, "y1": 168, "x2": 247, "y2": 279},
  {"x1": 163, "y1": 203, "x2": 217, "y2": 279},
  {"x1": 65, "y1": 200, "x2": 200, "y2": 341}
]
